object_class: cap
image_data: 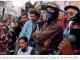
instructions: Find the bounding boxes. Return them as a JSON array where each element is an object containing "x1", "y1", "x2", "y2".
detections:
[
  {"x1": 64, "y1": 5, "x2": 79, "y2": 11},
  {"x1": 46, "y1": 2, "x2": 59, "y2": 8}
]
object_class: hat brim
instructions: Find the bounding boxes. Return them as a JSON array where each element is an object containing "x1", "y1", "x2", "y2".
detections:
[{"x1": 64, "y1": 5, "x2": 79, "y2": 11}]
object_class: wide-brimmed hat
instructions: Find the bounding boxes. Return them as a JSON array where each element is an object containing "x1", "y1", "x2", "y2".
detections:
[
  {"x1": 64, "y1": 5, "x2": 79, "y2": 11},
  {"x1": 46, "y1": 2, "x2": 59, "y2": 9}
]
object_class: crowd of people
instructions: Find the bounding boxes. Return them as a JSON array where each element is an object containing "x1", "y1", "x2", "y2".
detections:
[{"x1": 0, "y1": 1, "x2": 80, "y2": 55}]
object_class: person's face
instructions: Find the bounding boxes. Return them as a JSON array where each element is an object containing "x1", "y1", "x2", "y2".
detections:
[
  {"x1": 18, "y1": 39, "x2": 28, "y2": 49},
  {"x1": 3, "y1": 21, "x2": 9, "y2": 26},
  {"x1": 28, "y1": 8, "x2": 34, "y2": 12},
  {"x1": 47, "y1": 8, "x2": 55, "y2": 12},
  {"x1": 3, "y1": 22, "x2": 6, "y2": 26},
  {"x1": 1, "y1": 29, "x2": 5, "y2": 35},
  {"x1": 42, "y1": 14, "x2": 47, "y2": 22},
  {"x1": 21, "y1": 15, "x2": 27, "y2": 22},
  {"x1": 30, "y1": 14, "x2": 37, "y2": 22},
  {"x1": 71, "y1": 22, "x2": 80, "y2": 29},
  {"x1": 58, "y1": 12, "x2": 65, "y2": 21},
  {"x1": 13, "y1": 21, "x2": 19, "y2": 27},
  {"x1": 40, "y1": 10, "x2": 46, "y2": 15},
  {"x1": 65, "y1": 8, "x2": 77, "y2": 21},
  {"x1": 6, "y1": 21, "x2": 10, "y2": 25}
]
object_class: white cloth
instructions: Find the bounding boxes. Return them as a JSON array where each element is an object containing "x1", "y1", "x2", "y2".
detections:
[{"x1": 17, "y1": 46, "x2": 33, "y2": 55}]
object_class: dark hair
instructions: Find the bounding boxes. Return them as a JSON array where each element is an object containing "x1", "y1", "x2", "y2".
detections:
[
  {"x1": 18, "y1": 36, "x2": 28, "y2": 43},
  {"x1": 30, "y1": 10, "x2": 40, "y2": 18},
  {"x1": 25, "y1": 1, "x2": 34, "y2": 11},
  {"x1": 21, "y1": 11, "x2": 28, "y2": 17}
]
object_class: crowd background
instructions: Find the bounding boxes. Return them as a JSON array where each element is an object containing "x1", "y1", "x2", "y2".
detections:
[{"x1": 0, "y1": 1, "x2": 80, "y2": 55}]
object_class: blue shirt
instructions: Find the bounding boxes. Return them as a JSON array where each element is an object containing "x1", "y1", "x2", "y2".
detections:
[
  {"x1": 19, "y1": 20, "x2": 32, "y2": 41},
  {"x1": 19, "y1": 20, "x2": 38, "y2": 47}
]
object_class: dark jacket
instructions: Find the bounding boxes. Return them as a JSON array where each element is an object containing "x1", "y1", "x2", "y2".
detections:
[{"x1": 33, "y1": 19, "x2": 63, "y2": 55}]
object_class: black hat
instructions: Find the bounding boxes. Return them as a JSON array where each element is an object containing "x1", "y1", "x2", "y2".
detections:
[
  {"x1": 46, "y1": 2, "x2": 59, "y2": 9},
  {"x1": 64, "y1": 5, "x2": 79, "y2": 12}
]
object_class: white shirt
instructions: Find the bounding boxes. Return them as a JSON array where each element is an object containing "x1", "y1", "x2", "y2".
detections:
[{"x1": 17, "y1": 46, "x2": 33, "y2": 55}]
